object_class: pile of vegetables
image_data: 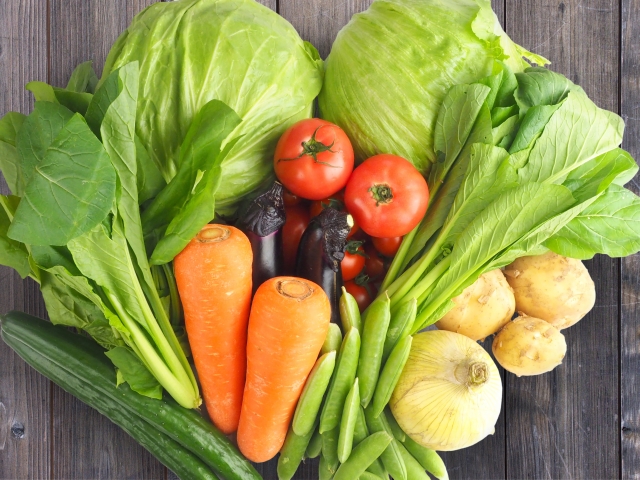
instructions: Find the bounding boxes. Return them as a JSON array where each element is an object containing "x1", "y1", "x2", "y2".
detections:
[{"x1": 2, "y1": 0, "x2": 640, "y2": 478}]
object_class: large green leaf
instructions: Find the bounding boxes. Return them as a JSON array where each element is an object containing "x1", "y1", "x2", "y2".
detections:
[
  {"x1": 142, "y1": 99, "x2": 242, "y2": 245},
  {"x1": 0, "y1": 112, "x2": 26, "y2": 196},
  {"x1": 514, "y1": 67, "x2": 578, "y2": 114},
  {"x1": 518, "y1": 90, "x2": 624, "y2": 184},
  {"x1": 546, "y1": 184, "x2": 640, "y2": 259},
  {"x1": 15, "y1": 102, "x2": 75, "y2": 188},
  {"x1": 9, "y1": 114, "x2": 117, "y2": 246}
]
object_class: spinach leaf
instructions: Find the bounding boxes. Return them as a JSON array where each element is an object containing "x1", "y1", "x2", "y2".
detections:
[
  {"x1": 135, "y1": 136, "x2": 165, "y2": 204},
  {"x1": 508, "y1": 103, "x2": 560, "y2": 153},
  {"x1": 545, "y1": 184, "x2": 640, "y2": 259},
  {"x1": 0, "y1": 198, "x2": 30, "y2": 277},
  {"x1": 9, "y1": 114, "x2": 117, "y2": 246},
  {"x1": 106, "y1": 347, "x2": 163, "y2": 399},
  {"x1": 15, "y1": 101, "x2": 75, "y2": 188},
  {"x1": 518, "y1": 90, "x2": 624, "y2": 184},
  {"x1": 565, "y1": 148, "x2": 638, "y2": 193},
  {"x1": 66, "y1": 61, "x2": 99, "y2": 93},
  {"x1": 25, "y1": 81, "x2": 57, "y2": 103},
  {"x1": 53, "y1": 89, "x2": 94, "y2": 116},
  {"x1": 0, "y1": 112, "x2": 26, "y2": 195}
]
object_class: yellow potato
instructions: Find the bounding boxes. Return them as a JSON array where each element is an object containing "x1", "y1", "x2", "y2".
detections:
[
  {"x1": 492, "y1": 316, "x2": 566, "y2": 376},
  {"x1": 436, "y1": 269, "x2": 515, "y2": 341},
  {"x1": 503, "y1": 251, "x2": 596, "y2": 329}
]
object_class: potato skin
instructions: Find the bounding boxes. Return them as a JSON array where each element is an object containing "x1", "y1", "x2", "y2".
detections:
[
  {"x1": 436, "y1": 269, "x2": 515, "y2": 341},
  {"x1": 492, "y1": 316, "x2": 566, "y2": 376},
  {"x1": 503, "y1": 251, "x2": 596, "y2": 329}
]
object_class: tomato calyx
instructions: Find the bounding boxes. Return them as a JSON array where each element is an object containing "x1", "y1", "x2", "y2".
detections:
[
  {"x1": 344, "y1": 240, "x2": 367, "y2": 256},
  {"x1": 278, "y1": 126, "x2": 339, "y2": 167},
  {"x1": 368, "y1": 183, "x2": 394, "y2": 206}
]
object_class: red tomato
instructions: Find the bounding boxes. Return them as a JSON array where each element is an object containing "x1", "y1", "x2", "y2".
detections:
[
  {"x1": 282, "y1": 205, "x2": 310, "y2": 274},
  {"x1": 344, "y1": 280, "x2": 374, "y2": 312},
  {"x1": 372, "y1": 236, "x2": 403, "y2": 257},
  {"x1": 341, "y1": 241, "x2": 366, "y2": 281},
  {"x1": 283, "y1": 189, "x2": 303, "y2": 207},
  {"x1": 365, "y1": 243, "x2": 387, "y2": 280},
  {"x1": 344, "y1": 154, "x2": 429, "y2": 237},
  {"x1": 274, "y1": 119, "x2": 354, "y2": 200}
]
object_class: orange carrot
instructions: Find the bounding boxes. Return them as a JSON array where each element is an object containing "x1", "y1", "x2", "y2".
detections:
[
  {"x1": 237, "y1": 276, "x2": 331, "y2": 462},
  {"x1": 174, "y1": 224, "x2": 252, "y2": 434}
]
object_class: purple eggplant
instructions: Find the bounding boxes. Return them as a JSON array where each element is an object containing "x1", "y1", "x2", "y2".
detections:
[
  {"x1": 237, "y1": 182, "x2": 286, "y2": 293},
  {"x1": 295, "y1": 207, "x2": 352, "y2": 326}
]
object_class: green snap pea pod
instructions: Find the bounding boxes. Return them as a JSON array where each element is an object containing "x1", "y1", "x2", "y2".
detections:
[
  {"x1": 322, "y1": 426, "x2": 340, "y2": 475},
  {"x1": 355, "y1": 407, "x2": 388, "y2": 479},
  {"x1": 359, "y1": 472, "x2": 385, "y2": 480},
  {"x1": 293, "y1": 351, "x2": 337, "y2": 436},
  {"x1": 337, "y1": 377, "x2": 360, "y2": 463},
  {"x1": 340, "y1": 287, "x2": 362, "y2": 331},
  {"x1": 306, "y1": 427, "x2": 323, "y2": 459},
  {"x1": 382, "y1": 298, "x2": 417, "y2": 362},
  {"x1": 334, "y1": 432, "x2": 392, "y2": 480},
  {"x1": 357, "y1": 294, "x2": 391, "y2": 407},
  {"x1": 277, "y1": 421, "x2": 317, "y2": 480},
  {"x1": 384, "y1": 408, "x2": 406, "y2": 442},
  {"x1": 319, "y1": 454, "x2": 334, "y2": 480},
  {"x1": 365, "y1": 405, "x2": 407, "y2": 480},
  {"x1": 322, "y1": 323, "x2": 343, "y2": 355},
  {"x1": 397, "y1": 442, "x2": 430, "y2": 480},
  {"x1": 320, "y1": 327, "x2": 361, "y2": 433},
  {"x1": 401, "y1": 436, "x2": 449, "y2": 480},
  {"x1": 371, "y1": 336, "x2": 413, "y2": 417}
]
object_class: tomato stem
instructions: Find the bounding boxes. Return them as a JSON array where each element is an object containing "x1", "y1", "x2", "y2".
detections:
[
  {"x1": 368, "y1": 184, "x2": 394, "y2": 206},
  {"x1": 277, "y1": 126, "x2": 339, "y2": 167}
]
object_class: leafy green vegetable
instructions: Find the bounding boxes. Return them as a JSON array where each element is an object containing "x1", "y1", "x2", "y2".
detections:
[
  {"x1": 0, "y1": 112, "x2": 26, "y2": 196},
  {"x1": 106, "y1": 346, "x2": 163, "y2": 399},
  {"x1": 319, "y1": 0, "x2": 546, "y2": 173},
  {"x1": 0, "y1": 197, "x2": 30, "y2": 278},
  {"x1": 9, "y1": 114, "x2": 116, "y2": 246},
  {"x1": 102, "y1": 0, "x2": 323, "y2": 214}
]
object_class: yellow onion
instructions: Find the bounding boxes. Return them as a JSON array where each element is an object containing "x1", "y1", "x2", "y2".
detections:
[{"x1": 390, "y1": 330, "x2": 502, "y2": 451}]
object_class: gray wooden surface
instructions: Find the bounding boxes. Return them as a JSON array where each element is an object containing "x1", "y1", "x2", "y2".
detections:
[{"x1": 0, "y1": 0, "x2": 638, "y2": 478}]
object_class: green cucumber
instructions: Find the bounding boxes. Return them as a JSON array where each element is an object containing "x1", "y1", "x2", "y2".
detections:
[{"x1": 1, "y1": 311, "x2": 259, "y2": 480}]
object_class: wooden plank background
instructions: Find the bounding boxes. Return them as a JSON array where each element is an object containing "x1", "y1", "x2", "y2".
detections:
[{"x1": 0, "y1": 0, "x2": 637, "y2": 478}]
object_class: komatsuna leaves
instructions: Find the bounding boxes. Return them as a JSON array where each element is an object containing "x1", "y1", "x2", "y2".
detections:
[
  {"x1": 106, "y1": 347, "x2": 163, "y2": 399},
  {"x1": 545, "y1": 184, "x2": 640, "y2": 259},
  {"x1": 517, "y1": 89, "x2": 624, "y2": 184},
  {"x1": 9, "y1": 114, "x2": 117, "y2": 246},
  {"x1": 0, "y1": 112, "x2": 26, "y2": 196},
  {"x1": 564, "y1": 148, "x2": 639, "y2": 194},
  {"x1": 66, "y1": 60, "x2": 99, "y2": 93},
  {"x1": 514, "y1": 67, "x2": 579, "y2": 115}
]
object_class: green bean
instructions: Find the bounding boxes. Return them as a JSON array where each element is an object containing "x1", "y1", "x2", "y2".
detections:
[
  {"x1": 383, "y1": 409, "x2": 406, "y2": 442},
  {"x1": 322, "y1": 426, "x2": 340, "y2": 474},
  {"x1": 319, "y1": 454, "x2": 334, "y2": 480},
  {"x1": 357, "y1": 294, "x2": 391, "y2": 407},
  {"x1": 277, "y1": 421, "x2": 317, "y2": 480},
  {"x1": 364, "y1": 405, "x2": 407, "y2": 480},
  {"x1": 397, "y1": 442, "x2": 430, "y2": 480},
  {"x1": 355, "y1": 407, "x2": 389, "y2": 479},
  {"x1": 306, "y1": 426, "x2": 323, "y2": 459},
  {"x1": 382, "y1": 298, "x2": 417, "y2": 362},
  {"x1": 337, "y1": 377, "x2": 360, "y2": 463},
  {"x1": 401, "y1": 435, "x2": 449, "y2": 480},
  {"x1": 320, "y1": 327, "x2": 361, "y2": 433},
  {"x1": 293, "y1": 350, "x2": 337, "y2": 436},
  {"x1": 333, "y1": 432, "x2": 392, "y2": 480},
  {"x1": 322, "y1": 323, "x2": 343, "y2": 355},
  {"x1": 371, "y1": 336, "x2": 413, "y2": 417},
  {"x1": 340, "y1": 287, "x2": 362, "y2": 331}
]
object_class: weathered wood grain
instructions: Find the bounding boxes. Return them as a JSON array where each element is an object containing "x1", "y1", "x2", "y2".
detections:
[
  {"x1": 47, "y1": 2, "x2": 165, "y2": 479},
  {"x1": 0, "y1": 1, "x2": 50, "y2": 479},
  {"x1": 506, "y1": 2, "x2": 621, "y2": 478},
  {"x1": 621, "y1": 0, "x2": 640, "y2": 477}
]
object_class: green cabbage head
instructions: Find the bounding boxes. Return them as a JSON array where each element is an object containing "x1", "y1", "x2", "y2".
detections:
[
  {"x1": 318, "y1": 0, "x2": 545, "y2": 174},
  {"x1": 102, "y1": 0, "x2": 323, "y2": 213}
]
